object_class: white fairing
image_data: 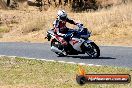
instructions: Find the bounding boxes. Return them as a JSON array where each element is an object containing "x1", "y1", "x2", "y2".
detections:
[{"x1": 69, "y1": 38, "x2": 85, "y2": 52}]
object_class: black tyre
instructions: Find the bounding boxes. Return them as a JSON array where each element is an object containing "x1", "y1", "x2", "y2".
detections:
[
  {"x1": 76, "y1": 75, "x2": 86, "y2": 85},
  {"x1": 55, "y1": 52, "x2": 65, "y2": 57},
  {"x1": 51, "y1": 39, "x2": 66, "y2": 57},
  {"x1": 85, "y1": 42, "x2": 100, "y2": 58}
]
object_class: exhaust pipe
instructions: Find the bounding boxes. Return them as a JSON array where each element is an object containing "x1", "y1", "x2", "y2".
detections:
[{"x1": 51, "y1": 46, "x2": 63, "y2": 53}]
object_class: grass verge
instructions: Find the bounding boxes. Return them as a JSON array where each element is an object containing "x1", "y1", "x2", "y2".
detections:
[
  {"x1": 0, "y1": 3, "x2": 132, "y2": 46},
  {"x1": 0, "y1": 56, "x2": 131, "y2": 88}
]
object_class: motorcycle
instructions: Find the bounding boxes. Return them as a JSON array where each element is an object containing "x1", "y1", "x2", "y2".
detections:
[{"x1": 45, "y1": 24, "x2": 100, "y2": 58}]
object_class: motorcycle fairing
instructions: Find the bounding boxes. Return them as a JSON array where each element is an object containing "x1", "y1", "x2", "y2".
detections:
[{"x1": 69, "y1": 38, "x2": 85, "y2": 52}]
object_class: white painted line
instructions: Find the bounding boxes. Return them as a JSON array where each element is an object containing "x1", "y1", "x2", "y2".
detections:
[
  {"x1": 0, "y1": 55, "x2": 102, "y2": 67},
  {"x1": 45, "y1": 60, "x2": 56, "y2": 62},
  {"x1": 40, "y1": 59, "x2": 47, "y2": 61},
  {"x1": 0, "y1": 55, "x2": 6, "y2": 57},
  {"x1": 58, "y1": 61, "x2": 66, "y2": 63},
  {"x1": 78, "y1": 63, "x2": 86, "y2": 65},
  {"x1": 28, "y1": 57, "x2": 36, "y2": 60},
  {"x1": 95, "y1": 65, "x2": 102, "y2": 66},
  {"x1": 66, "y1": 62, "x2": 76, "y2": 64},
  {"x1": 87, "y1": 64, "x2": 94, "y2": 66}
]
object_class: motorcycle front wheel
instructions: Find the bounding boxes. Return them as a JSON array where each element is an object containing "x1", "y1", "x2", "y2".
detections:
[{"x1": 85, "y1": 42, "x2": 100, "y2": 58}]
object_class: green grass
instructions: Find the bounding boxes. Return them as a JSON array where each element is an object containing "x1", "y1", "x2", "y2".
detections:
[{"x1": 0, "y1": 56, "x2": 131, "y2": 88}]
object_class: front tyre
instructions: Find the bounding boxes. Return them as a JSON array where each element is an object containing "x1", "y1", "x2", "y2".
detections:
[{"x1": 85, "y1": 42, "x2": 100, "y2": 58}]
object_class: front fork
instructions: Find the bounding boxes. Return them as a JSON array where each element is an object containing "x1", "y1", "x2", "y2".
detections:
[{"x1": 81, "y1": 40, "x2": 93, "y2": 52}]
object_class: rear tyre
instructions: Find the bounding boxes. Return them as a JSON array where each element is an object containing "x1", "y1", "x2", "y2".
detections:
[
  {"x1": 55, "y1": 52, "x2": 65, "y2": 57},
  {"x1": 51, "y1": 39, "x2": 66, "y2": 57},
  {"x1": 85, "y1": 42, "x2": 100, "y2": 58}
]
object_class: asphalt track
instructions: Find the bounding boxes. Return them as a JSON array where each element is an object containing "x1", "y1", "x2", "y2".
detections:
[{"x1": 0, "y1": 42, "x2": 132, "y2": 68}]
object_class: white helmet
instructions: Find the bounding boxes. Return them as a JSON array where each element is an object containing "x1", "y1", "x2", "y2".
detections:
[{"x1": 57, "y1": 10, "x2": 67, "y2": 21}]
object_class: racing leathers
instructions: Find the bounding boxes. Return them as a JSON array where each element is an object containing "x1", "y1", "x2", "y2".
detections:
[{"x1": 53, "y1": 17, "x2": 77, "y2": 45}]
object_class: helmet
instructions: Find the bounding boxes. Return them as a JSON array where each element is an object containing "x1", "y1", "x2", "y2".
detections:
[{"x1": 57, "y1": 10, "x2": 67, "y2": 21}]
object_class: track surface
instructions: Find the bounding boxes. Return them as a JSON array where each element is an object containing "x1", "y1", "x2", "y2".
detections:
[{"x1": 0, "y1": 42, "x2": 132, "y2": 68}]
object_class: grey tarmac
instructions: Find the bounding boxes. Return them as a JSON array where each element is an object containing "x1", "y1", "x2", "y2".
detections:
[{"x1": 0, "y1": 42, "x2": 132, "y2": 68}]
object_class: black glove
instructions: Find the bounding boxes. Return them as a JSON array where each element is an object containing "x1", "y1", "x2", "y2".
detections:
[{"x1": 73, "y1": 31, "x2": 78, "y2": 36}]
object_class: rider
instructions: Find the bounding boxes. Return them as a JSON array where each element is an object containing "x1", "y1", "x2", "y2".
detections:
[{"x1": 53, "y1": 10, "x2": 79, "y2": 46}]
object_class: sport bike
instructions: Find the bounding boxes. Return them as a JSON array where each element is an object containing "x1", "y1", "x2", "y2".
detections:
[{"x1": 45, "y1": 24, "x2": 100, "y2": 58}]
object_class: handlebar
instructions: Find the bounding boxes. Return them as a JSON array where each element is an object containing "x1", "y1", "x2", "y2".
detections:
[{"x1": 76, "y1": 23, "x2": 83, "y2": 29}]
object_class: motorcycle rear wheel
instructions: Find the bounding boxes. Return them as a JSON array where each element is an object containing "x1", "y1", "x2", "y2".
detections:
[{"x1": 51, "y1": 39, "x2": 66, "y2": 57}]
